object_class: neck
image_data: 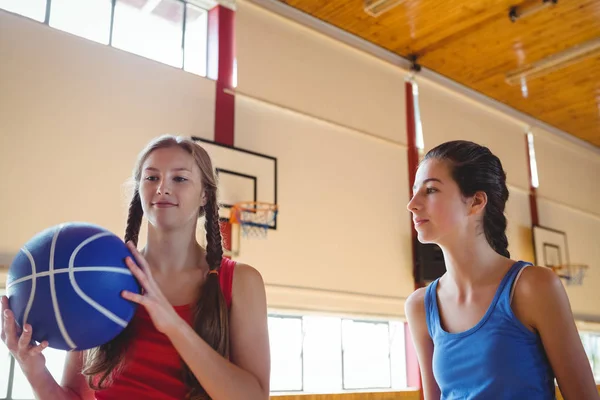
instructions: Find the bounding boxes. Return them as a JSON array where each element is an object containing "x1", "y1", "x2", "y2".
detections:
[
  {"x1": 142, "y1": 222, "x2": 205, "y2": 274},
  {"x1": 438, "y1": 231, "x2": 510, "y2": 292}
]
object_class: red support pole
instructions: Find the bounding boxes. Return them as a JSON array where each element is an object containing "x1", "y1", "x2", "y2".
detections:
[
  {"x1": 208, "y1": 5, "x2": 235, "y2": 147},
  {"x1": 208, "y1": 5, "x2": 236, "y2": 252}
]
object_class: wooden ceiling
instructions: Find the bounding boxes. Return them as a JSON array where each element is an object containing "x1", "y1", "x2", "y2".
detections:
[{"x1": 278, "y1": 0, "x2": 600, "y2": 148}]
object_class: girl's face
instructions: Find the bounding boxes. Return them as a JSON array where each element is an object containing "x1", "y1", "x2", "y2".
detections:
[
  {"x1": 407, "y1": 159, "x2": 475, "y2": 245},
  {"x1": 139, "y1": 147, "x2": 206, "y2": 232}
]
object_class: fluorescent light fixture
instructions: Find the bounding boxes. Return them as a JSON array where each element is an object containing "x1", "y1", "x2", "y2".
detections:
[
  {"x1": 509, "y1": 0, "x2": 557, "y2": 22},
  {"x1": 506, "y1": 37, "x2": 600, "y2": 85},
  {"x1": 527, "y1": 132, "x2": 539, "y2": 188},
  {"x1": 364, "y1": 0, "x2": 404, "y2": 17}
]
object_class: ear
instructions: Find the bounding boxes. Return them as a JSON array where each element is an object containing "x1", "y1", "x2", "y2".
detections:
[
  {"x1": 469, "y1": 191, "x2": 488, "y2": 216},
  {"x1": 201, "y1": 190, "x2": 208, "y2": 207}
]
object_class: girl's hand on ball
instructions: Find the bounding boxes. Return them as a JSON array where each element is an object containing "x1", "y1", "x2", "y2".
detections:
[
  {"x1": 1, "y1": 296, "x2": 48, "y2": 374},
  {"x1": 121, "y1": 241, "x2": 183, "y2": 336}
]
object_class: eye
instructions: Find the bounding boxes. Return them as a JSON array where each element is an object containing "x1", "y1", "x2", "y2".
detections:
[
  {"x1": 174, "y1": 176, "x2": 188, "y2": 183},
  {"x1": 145, "y1": 176, "x2": 158, "y2": 181},
  {"x1": 426, "y1": 187, "x2": 438, "y2": 194}
]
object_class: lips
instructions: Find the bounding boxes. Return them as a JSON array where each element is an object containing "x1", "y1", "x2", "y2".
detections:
[
  {"x1": 413, "y1": 219, "x2": 429, "y2": 227},
  {"x1": 153, "y1": 202, "x2": 177, "y2": 208}
]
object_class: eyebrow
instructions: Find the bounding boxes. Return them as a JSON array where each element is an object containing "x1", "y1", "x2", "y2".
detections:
[
  {"x1": 144, "y1": 167, "x2": 192, "y2": 172},
  {"x1": 413, "y1": 178, "x2": 443, "y2": 191}
]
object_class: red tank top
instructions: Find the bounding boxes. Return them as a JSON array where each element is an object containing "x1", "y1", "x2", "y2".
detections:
[{"x1": 94, "y1": 258, "x2": 236, "y2": 400}]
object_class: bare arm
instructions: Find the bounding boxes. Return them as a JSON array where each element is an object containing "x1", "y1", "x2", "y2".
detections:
[
  {"x1": 60, "y1": 351, "x2": 95, "y2": 400},
  {"x1": 513, "y1": 267, "x2": 599, "y2": 400},
  {"x1": 405, "y1": 288, "x2": 441, "y2": 400},
  {"x1": 27, "y1": 351, "x2": 92, "y2": 400},
  {"x1": 165, "y1": 264, "x2": 270, "y2": 400}
]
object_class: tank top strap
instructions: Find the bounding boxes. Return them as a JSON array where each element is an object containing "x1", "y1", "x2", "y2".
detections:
[
  {"x1": 496, "y1": 261, "x2": 533, "y2": 312},
  {"x1": 424, "y1": 278, "x2": 441, "y2": 338}
]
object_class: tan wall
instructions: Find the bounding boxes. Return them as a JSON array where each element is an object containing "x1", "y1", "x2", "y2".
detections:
[
  {"x1": 0, "y1": 10, "x2": 215, "y2": 263},
  {"x1": 236, "y1": 0, "x2": 408, "y2": 145}
]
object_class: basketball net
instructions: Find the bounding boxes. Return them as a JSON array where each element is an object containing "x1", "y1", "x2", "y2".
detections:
[
  {"x1": 550, "y1": 264, "x2": 588, "y2": 286},
  {"x1": 229, "y1": 202, "x2": 278, "y2": 239}
]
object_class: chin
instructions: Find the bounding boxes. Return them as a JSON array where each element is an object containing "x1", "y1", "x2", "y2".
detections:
[
  {"x1": 149, "y1": 217, "x2": 182, "y2": 232},
  {"x1": 416, "y1": 229, "x2": 438, "y2": 245}
]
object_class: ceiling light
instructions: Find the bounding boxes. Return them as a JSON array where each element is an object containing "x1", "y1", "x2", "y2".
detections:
[
  {"x1": 364, "y1": 0, "x2": 404, "y2": 17},
  {"x1": 509, "y1": 0, "x2": 557, "y2": 22},
  {"x1": 506, "y1": 37, "x2": 600, "y2": 85}
]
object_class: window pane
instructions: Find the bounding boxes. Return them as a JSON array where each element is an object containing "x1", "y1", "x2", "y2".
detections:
[
  {"x1": 0, "y1": 0, "x2": 46, "y2": 22},
  {"x1": 113, "y1": 0, "x2": 184, "y2": 68},
  {"x1": 268, "y1": 316, "x2": 303, "y2": 391},
  {"x1": 342, "y1": 320, "x2": 391, "y2": 390},
  {"x1": 11, "y1": 362, "x2": 34, "y2": 400},
  {"x1": 0, "y1": 341, "x2": 10, "y2": 398},
  {"x1": 184, "y1": 4, "x2": 207, "y2": 77},
  {"x1": 581, "y1": 332, "x2": 600, "y2": 382},
  {"x1": 49, "y1": 0, "x2": 112, "y2": 45},
  {"x1": 389, "y1": 321, "x2": 407, "y2": 389},
  {"x1": 303, "y1": 316, "x2": 342, "y2": 392}
]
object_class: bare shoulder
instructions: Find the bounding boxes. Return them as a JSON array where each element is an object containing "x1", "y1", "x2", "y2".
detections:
[
  {"x1": 232, "y1": 263, "x2": 265, "y2": 292},
  {"x1": 513, "y1": 265, "x2": 564, "y2": 302},
  {"x1": 405, "y1": 287, "x2": 427, "y2": 320},
  {"x1": 231, "y1": 263, "x2": 266, "y2": 305},
  {"x1": 512, "y1": 265, "x2": 569, "y2": 330}
]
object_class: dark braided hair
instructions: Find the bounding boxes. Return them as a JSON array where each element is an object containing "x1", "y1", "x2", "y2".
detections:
[
  {"x1": 83, "y1": 135, "x2": 229, "y2": 400},
  {"x1": 423, "y1": 140, "x2": 511, "y2": 258}
]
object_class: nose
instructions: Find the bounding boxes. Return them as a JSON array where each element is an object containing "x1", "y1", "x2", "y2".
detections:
[
  {"x1": 157, "y1": 178, "x2": 171, "y2": 195},
  {"x1": 406, "y1": 193, "x2": 420, "y2": 213}
]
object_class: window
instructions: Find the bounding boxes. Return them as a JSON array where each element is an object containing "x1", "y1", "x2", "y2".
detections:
[
  {"x1": 184, "y1": 3, "x2": 208, "y2": 76},
  {"x1": 113, "y1": 0, "x2": 184, "y2": 68},
  {"x1": 0, "y1": 341, "x2": 10, "y2": 399},
  {"x1": 0, "y1": 0, "x2": 46, "y2": 22},
  {"x1": 49, "y1": 0, "x2": 112, "y2": 45},
  {"x1": 581, "y1": 332, "x2": 600, "y2": 382},
  {"x1": 0, "y1": 0, "x2": 209, "y2": 77},
  {"x1": 342, "y1": 319, "x2": 391, "y2": 390},
  {"x1": 268, "y1": 314, "x2": 407, "y2": 393},
  {"x1": 268, "y1": 316, "x2": 303, "y2": 391}
]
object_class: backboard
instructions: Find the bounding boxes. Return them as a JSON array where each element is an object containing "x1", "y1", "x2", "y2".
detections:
[
  {"x1": 192, "y1": 137, "x2": 278, "y2": 230},
  {"x1": 532, "y1": 225, "x2": 569, "y2": 268},
  {"x1": 532, "y1": 225, "x2": 587, "y2": 285}
]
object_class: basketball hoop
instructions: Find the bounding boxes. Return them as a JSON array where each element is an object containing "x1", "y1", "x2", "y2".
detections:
[
  {"x1": 229, "y1": 202, "x2": 278, "y2": 239},
  {"x1": 550, "y1": 264, "x2": 589, "y2": 286}
]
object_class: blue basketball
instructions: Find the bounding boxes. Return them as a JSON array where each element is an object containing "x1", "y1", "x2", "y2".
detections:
[{"x1": 6, "y1": 222, "x2": 141, "y2": 351}]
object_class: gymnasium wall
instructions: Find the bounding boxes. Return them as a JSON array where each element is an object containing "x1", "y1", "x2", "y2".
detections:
[
  {"x1": 234, "y1": 0, "x2": 415, "y2": 318},
  {"x1": 0, "y1": 5, "x2": 416, "y2": 319},
  {"x1": 533, "y1": 129, "x2": 600, "y2": 320},
  {"x1": 0, "y1": 10, "x2": 216, "y2": 267}
]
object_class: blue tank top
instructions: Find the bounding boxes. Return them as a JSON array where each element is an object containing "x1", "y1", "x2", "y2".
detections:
[{"x1": 425, "y1": 261, "x2": 556, "y2": 399}]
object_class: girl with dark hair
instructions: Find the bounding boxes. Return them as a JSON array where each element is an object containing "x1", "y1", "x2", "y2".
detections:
[
  {"x1": 405, "y1": 140, "x2": 598, "y2": 399},
  {"x1": 1, "y1": 135, "x2": 271, "y2": 400}
]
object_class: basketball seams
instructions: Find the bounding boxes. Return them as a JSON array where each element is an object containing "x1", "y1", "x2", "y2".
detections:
[
  {"x1": 20, "y1": 247, "x2": 37, "y2": 330},
  {"x1": 68, "y1": 232, "x2": 129, "y2": 329},
  {"x1": 6, "y1": 267, "x2": 134, "y2": 288},
  {"x1": 50, "y1": 225, "x2": 77, "y2": 349}
]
